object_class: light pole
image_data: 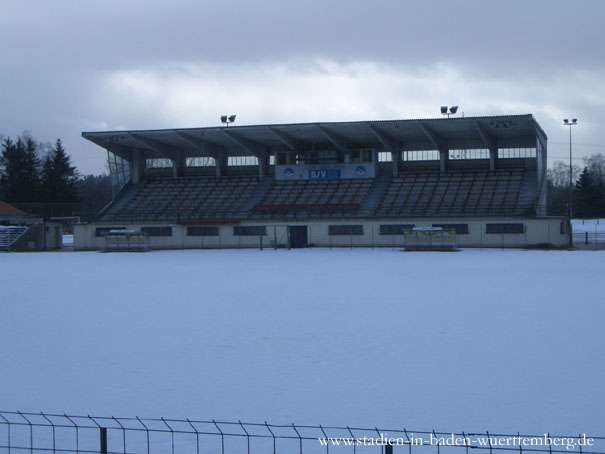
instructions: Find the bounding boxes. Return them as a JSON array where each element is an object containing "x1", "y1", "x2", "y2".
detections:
[
  {"x1": 440, "y1": 105, "x2": 458, "y2": 118},
  {"x1": 563, "y1": 118, "x2": 577, "y2": 218},
  {"x1": 221, "y1": 114, "x2": 236, "y2": 126}
]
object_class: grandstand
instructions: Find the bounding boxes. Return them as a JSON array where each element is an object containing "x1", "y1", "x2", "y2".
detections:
[{"x1": 76, "y1": 114, "x2": 569, "y2": 249}]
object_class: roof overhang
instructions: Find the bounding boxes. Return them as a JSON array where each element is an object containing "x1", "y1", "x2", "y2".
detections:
[{"x1": 82, "y1": 114, "x2": 546, "y2": 160}]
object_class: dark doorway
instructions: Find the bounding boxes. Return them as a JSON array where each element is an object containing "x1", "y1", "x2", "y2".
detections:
[{"x1": 289, "y1": 226, "x2": 308, "y2": 248}]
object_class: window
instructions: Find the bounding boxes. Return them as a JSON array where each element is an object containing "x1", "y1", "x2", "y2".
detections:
[
  {"x1": 186, "y1": 157, "x2": 215, "y2": 167},
  {"x1": 378, "y1": 152, "x2": 392, "y2": 162},
  {"x1": 432, "y1": 224, "x2": 469, "y2": 235},
  {"x1": 187, "y1": 226, "x2": 219, "y2": 236},
  {"x1": 379, "y1": 224, "x2": 415, "y2": 235},
  {"x1": 402, "y1": 150, "x2": 440, "y2": 161},
  {"x1": 141, "y1": 226, "x2": 173, "y2": 237},
  {"x1": 485, "y1": 223, "x2": 524, "y2": 234},
  {"x1": 329, "y1": 225, "x2": 363, "y2": 235},
  {"x1": 228, "y1": 156, "x2": 259, "y2": 166},
  {"x1": 448, "y1": 149, "x2": 489, "y2": 160},
  {"x1": 96, "y1": 227, "x2": 125, "y2": 237},
  {"x1": 145, "y1": 158, "x2": 172, "y2": 168},
  {"x1": 498, "y1": 148, "x2": 537, "y2": 159},
  {"x1": 233, "y1": 226, "x2": 266, "y2": 236}
]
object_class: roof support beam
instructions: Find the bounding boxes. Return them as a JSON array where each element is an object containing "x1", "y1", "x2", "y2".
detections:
[
  {"x1": 220, "y1": 129, "x2": 265, "y2": 155},
  {"x1": 417, "y1": 121, "x2": 445, "y2": 151},
  {"x1": 266, "y1": 127, "x2": 298, "y2": 151},
  {"x1": 475, "y1": 121, "x2": 498, "y2": 171},
  {"x1": 367, "y1": 123, "x2": 401, "y2": 176},
  {"x1": 316, "y1": 125, "x2": 349, "y2": 152},
  {"x1": 129, "y1": 133, "x2": 183, "y2": 162},
  {"x1": 417, "y1": 121, "x2": 448, "y2": 172},
  {"x1": 104, "y1": 144, "x2": 133, "y2": 162},
  {"x1": 174, "y1": 131, "x2": 223, "y2": 158}
]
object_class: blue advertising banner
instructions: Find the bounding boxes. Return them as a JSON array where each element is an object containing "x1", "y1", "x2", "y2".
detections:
[{"x1": 309, "y1": 169, "x2": 341, "y2": 179}]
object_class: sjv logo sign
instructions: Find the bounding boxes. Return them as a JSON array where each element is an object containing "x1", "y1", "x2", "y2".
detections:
[{"x1": 309, "y1": 169, "x2": 341, "y2": 179}]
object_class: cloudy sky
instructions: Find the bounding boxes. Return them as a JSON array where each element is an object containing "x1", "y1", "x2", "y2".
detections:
[{"x1": 1, "y1": 0, "x2": 604, "y2": 175}]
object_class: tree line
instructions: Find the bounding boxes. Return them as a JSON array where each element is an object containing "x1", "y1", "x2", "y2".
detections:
[
  {"x1": 547, "y1": 153, "x2": 605, "y2": 218},
  {"x1": 0, "y1": 132, "x2": 111, "y2": 219}
]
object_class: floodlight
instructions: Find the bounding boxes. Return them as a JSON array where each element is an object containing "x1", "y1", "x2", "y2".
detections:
[
  {"x1": 221, "y1": 115, "x2": 228, "y2": 123},
  {"x1": 563, "y1": 119, "x2": 569, "y2": 124},
  {"x1": 449, "y1": 106, "x2": 458, "y2": 114},
  {"x1": 440, "y1": 106, "x2": 448, "y2": 114},
  {"x1": 229, "y1": 114, "x2": 237, "y2": 122},
  {"x1": 572, "y1": 118, "x2": 577, "y2": 124}
]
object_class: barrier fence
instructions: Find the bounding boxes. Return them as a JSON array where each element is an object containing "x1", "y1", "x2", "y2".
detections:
[{"x1": 1, "y1": 411, "x2": 604, "y2": 454}]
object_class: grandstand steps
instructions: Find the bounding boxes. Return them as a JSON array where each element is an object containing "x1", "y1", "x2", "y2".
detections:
[
  {"x1": 99, "y1": 183, "x2": 141, "y2": 220},
  {"x1": 358, "y1": 172, "x2": 391, "y2": 216},
  {"x1": 242, "y1": 177, "x2": 278, "y2": 212},
  {"x1": 0, "y1": 226, "x2": 28, "y2": 251}
]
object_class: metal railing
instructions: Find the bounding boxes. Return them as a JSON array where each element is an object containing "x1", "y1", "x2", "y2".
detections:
[{"x1": 1, "y1": 411, "x2": 604, "y2": 454}]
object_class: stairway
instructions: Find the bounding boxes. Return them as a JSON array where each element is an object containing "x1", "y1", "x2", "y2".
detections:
[
  {"x1": 0, "y1": 226, "x2": 28, "y2": 251},
  {"x1": 358, "y1": 171, "x2": 391, "y2": 217}
]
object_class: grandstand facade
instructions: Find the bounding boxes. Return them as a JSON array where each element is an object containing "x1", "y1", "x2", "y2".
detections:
[{"x1": 75, "y1": 114, "x2": 569, "y2": 249}]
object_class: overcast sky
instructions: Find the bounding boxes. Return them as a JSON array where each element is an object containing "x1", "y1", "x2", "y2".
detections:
[{"x1": 1, "y1": 0, "x2": 604, "y2": 175}]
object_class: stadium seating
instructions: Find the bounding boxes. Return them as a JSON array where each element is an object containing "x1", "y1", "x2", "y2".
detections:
[
  {"x1": 99, "y1": 167, "x2": 537, "y2": 222},
  {"x1": 0, "y1": 226, "x2": 28, "y2": 251},
  {"x1": 252, "y1": 179, "x2": 373, "y2": 218},
  {"x1": 375, "y1": 169, "x2": 535, "y2": 217},
  {"x1": 102, "y1": 176, "x2": 259, "y2": 221}
]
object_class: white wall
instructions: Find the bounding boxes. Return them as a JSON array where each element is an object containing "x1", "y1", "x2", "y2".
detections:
[{"x1": 74, "y1": 217, "x2": 570, "y2": 251}]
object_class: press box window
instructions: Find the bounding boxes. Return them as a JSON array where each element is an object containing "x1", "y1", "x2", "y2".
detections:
[
  {"x1": 233, "y1": 226, "x2": 267, "y2": 236},
  {"x1": 96, "y1": 227, "x2": 125, "y2": 237},
  {"x1": 187, "y1": 226, "x2": 219, "y2": 236},
  {"x1": 140, "y1": 226, "x2": 173, "y2": 237},
  {"x1": 485, "y1": 223, "x2": 525, "y2": 234},
  {"x1": 432, "y1": 224, "x2": 469, "y2": 235},
  {"x1": 329, "y1": 225, "x2": 363, "y2": 235},
  {"x1": 379, "y1": 224, "x2": 415, "y2": 235}
]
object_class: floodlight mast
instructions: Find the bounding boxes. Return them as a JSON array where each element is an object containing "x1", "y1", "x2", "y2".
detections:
[
  {"x1": 563, "y1": 118, "x2": 578, "y2": 219},
  {"x1": 221, "y1": 114, "x2": 237, "y2": 126},
  {"x1": 441, "y1": 105, "x2": 459, "y2": 119}
]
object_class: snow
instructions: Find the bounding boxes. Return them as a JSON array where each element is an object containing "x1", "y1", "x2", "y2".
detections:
[
  {"x1": 1, "y1": 248, "x2": 603, "y2": 436},
  {"x1": 572, "y1": 219, "x2": 605, "y2": 233}
]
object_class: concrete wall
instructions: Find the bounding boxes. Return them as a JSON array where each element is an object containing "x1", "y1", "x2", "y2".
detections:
[{"x1": 74, "y1": 217, "x2": 570, "y2": 251}]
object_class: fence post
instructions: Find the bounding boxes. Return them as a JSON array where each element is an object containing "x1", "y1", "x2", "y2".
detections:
[{"x1": 100, "y1": 427, "x2": 107, "y2": 454}]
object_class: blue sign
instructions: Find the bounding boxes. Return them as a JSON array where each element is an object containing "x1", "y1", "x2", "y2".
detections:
[
  {"x1": 309, "y1": 169, "x2": 341, "y2": 179},
  {"x1": 283, "y1": 167, "x2": 295, "y2": 178},
  {"x1": 355, "y1": 165, "x2": 366, "y2": 176}
]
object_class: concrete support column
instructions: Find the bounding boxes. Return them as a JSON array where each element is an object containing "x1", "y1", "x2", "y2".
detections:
[
  {"x1": 216, "y1": 153, "x2": 227, "y2": 177},
  {"x1": 390, "y1": 150, "x2": 400, "y2": 176},
  {"x1": 439, "y1": 148, "x2": 448, "y2": 173},
  {"x1": 173, "y1": 155, "x2": 185, "y2": 178},
  {"x1": 258, "y1": 152, "x2": 269, "y2": 178},
  {"x1": 131, "y1": 149, "x2": 145, "y2": 184},
  {"x1": 489, "y1": 146, "x2": 497, "y2": 172}
]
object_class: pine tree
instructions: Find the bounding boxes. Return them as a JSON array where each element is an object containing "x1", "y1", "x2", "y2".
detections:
[
  {"x1": 41, "y1": 139, "x2": 79, "y2": 203},
  {"x1": 574, "y1": 167, "x2": 605, "y2": 218},
  {"x1": 0, "y1": 136, "x2": 41, "y2": 202}
]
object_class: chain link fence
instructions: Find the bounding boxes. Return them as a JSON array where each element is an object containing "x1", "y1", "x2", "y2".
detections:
[{"x1": 1, "y1": 411, "x2": 604, "y2": 454}]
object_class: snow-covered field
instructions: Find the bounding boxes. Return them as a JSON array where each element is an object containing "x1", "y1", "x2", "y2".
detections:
[{"x1": 1, "y1": 249, "x2": 603, "y2": 436}]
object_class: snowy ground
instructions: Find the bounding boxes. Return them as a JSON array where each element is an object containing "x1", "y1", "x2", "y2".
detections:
[
  {"x1": 1, "y1": 248, "x2": 603, "y2": 437},
  {"x1": 571, "y1": 218, "x2": 605, "y2": 233}
]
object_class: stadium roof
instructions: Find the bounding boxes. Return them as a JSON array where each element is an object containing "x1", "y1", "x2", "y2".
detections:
[{"x1": 82, "y1": 114, "x2": 547, "y2": 161}]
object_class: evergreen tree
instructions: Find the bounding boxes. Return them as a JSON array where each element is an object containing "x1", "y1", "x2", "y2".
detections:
[
  {"x1": 41, "y1": 139, "x2": 79, "y2": 203},
  {"x1": 0, "y1": 136, "x2": 41, "y2": 202},
  {"x1": 574, "y1": 167, "x2": 594, "y2": 218}
]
